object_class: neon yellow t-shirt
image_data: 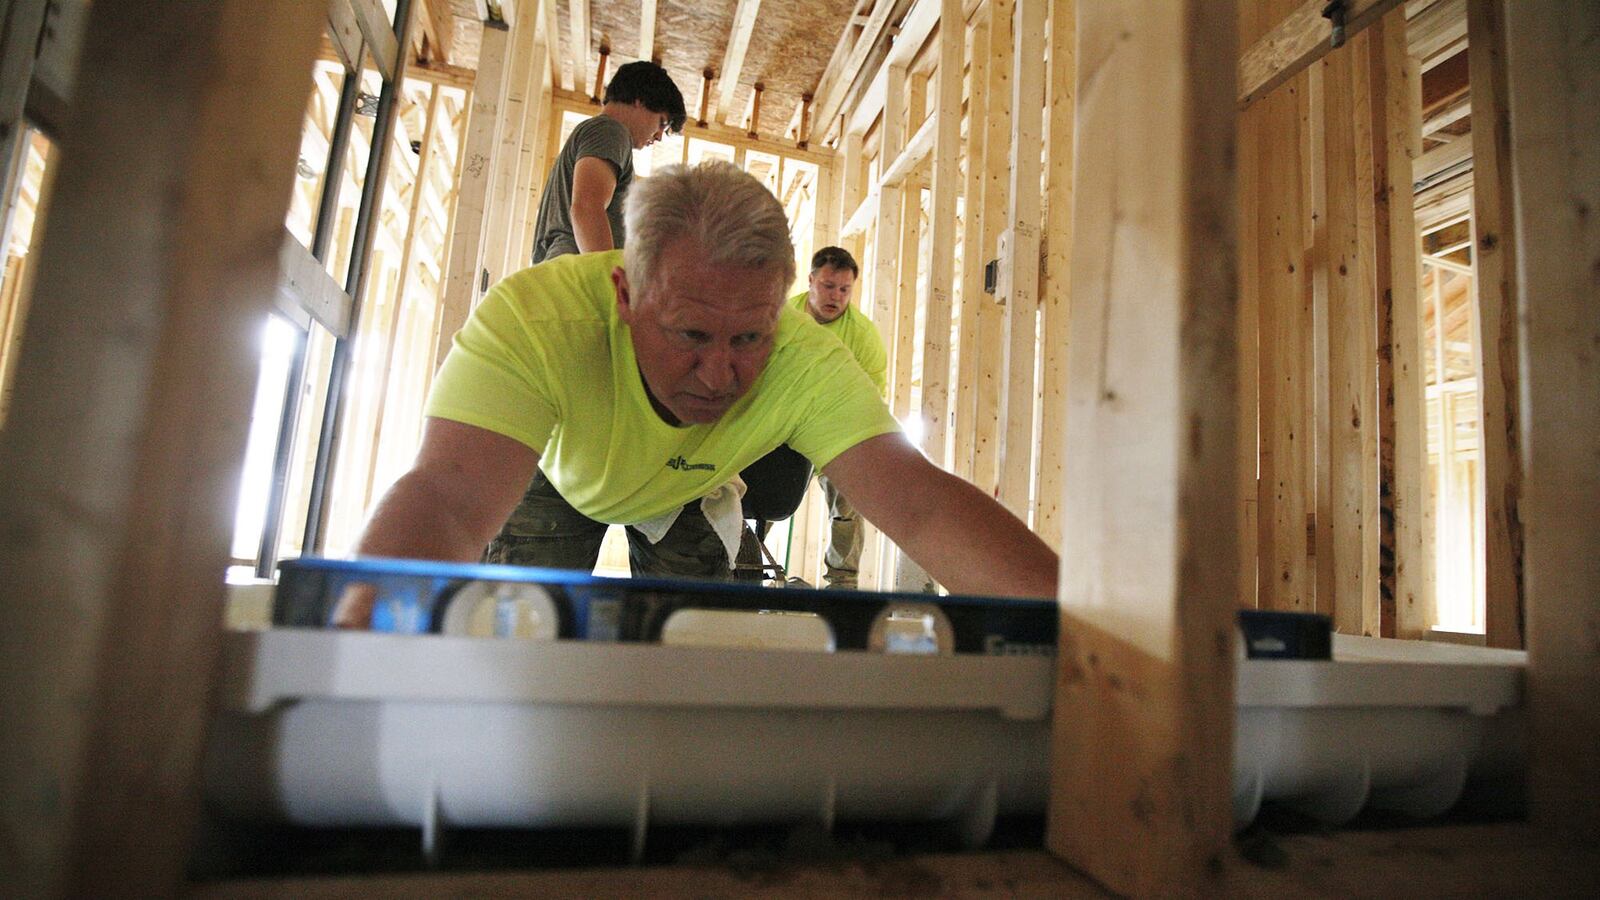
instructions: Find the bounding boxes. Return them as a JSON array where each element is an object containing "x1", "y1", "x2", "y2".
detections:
[
  {"x1": 787, "y1": 290, "x2": 888, "y2": 396},
  {"x1": 426, "y1": 250, "x2": 901, "y2": 524}
]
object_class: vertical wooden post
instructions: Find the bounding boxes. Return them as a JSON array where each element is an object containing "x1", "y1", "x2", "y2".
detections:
[
  {"x1": 972, "y1": 0, "x2": 1013, "y2": 495},
  {"x1": 891, "y1": 75, "x2": 927, "y2": 423},
  {"x1": 837, "y1": 130, "x2": 865, "y2": 262},
  {"x1": 1323, "y1": 43, "x2": 1380, "y2": 636},
  {"x1": 510, "y1": 23, "x2": 553, "y2": 273},
  {"x1": 870, "y1": 66, "x2": 907, "y2": 337},
  {"x1": 0, "y1": 1, "x2": 324, "y2": 895},
  {"x1": 1247, "y1": 0, "x2": 1313, "y2": 612},
  {"x1": 1465, "y1": 0, "x2": 1525, "y2": 649},
  {"x1": 1035, "y1": 0, "x2": 1075, "y2": 550},
  {"x1": 483, "y1": 10, "x2": 537, "y2": 284},
  {"x1": 1047, "y1": 0, "x2": 1237, "y2": 893},
  {"x1": 952, "y1": 11, "x2": 991, "y2": 482},
  {"x1": 1235, "y1": 0, "x2": 1262, "y2": 611},
  {"x1": 867, "y1": 66, "x2": 908, "y2": 589},
  {"x1": 1501, "y1": 0, "x2": 1599, "y2": 836},
  {"x1": 919, "y1": 0, "x2": 962, "y2": 471},
  {"x1": 435, "y1": 21, "x2": 509, "y2": 372},
  {"x1": 996, "y1": 0, "x2": 1046, "y2": 521},
  {"x1": 1369, "y1": 11, "x2": 1430, "y2": 639}
]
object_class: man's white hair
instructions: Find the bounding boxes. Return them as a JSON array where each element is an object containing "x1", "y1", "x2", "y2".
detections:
[{"x1": 623, "y1": 161, "x2": 796, "y2": 300}]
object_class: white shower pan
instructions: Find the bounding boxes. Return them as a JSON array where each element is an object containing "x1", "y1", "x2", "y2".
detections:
[{"x1": 204, "y1": 620, "x2": 1524, "y2": 856}]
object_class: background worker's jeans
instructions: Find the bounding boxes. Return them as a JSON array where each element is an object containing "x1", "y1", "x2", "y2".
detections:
[
  {"x1": 820, "y1": 473, "x2": 862, "y2": 588},
  {"x1": 484, "y1": 468, "x2": 731, "y2": 579}
]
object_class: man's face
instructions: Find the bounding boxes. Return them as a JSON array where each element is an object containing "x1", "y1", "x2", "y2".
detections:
[
  {"x1": 614, "y1": 238, "x2": 785, "y2": 425},
  {"x1": 624, "y1": 100, "x2": 670, "y2": 149},
  {"x1": 805, "y1": 264, "x2": 856, "y2": 324}
]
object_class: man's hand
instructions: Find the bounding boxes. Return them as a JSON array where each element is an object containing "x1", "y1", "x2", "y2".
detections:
[
  {"x1": 331, "y1": 582, "x2": 379, "y2": 629},
  {"x1": 334, "y1": 417, "x2": 540, "y2": 628},
  {"x1": 822, "y1": 434, "x2": 1059, "y2": 598}
]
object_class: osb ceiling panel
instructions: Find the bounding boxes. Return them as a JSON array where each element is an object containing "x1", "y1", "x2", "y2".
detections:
[{"x1": 573, "y1": 0, "x2": 858, "y2": 141}]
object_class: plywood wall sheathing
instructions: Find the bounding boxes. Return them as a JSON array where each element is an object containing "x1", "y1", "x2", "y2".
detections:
[{"x1": 1047, "y1": 0, "x2": 1238, "y2": 891}]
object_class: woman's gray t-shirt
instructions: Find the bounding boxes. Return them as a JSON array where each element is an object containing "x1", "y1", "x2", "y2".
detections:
[{"x1": 530, "y1": 114, "x2": 633, "y2": 264}]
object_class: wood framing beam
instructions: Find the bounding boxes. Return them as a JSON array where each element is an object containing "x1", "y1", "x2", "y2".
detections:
[
  {"x1": 1369, "y1": 11, "x2": 1431, "y2": 640},
  {"x1": 568, "y1": 0, "x2": 590, "y2": 102},
  {"x1": 715, "y1": 0, "x2": 762, "y2": 124},
  {"x1": 1035, "y1": 0, "x2": 1074, "y2": 550},
  {"x1": 1322, "y1": 41, "x2": 1379, "y2": 636},
  {"x1": 481, "y1": 6, "x2": 538, "y2": 283},
  {"x1": 951, "y1": 11, "x2": 990, "y2": 481},
  {"x1": 326, "y1": 0, "x2": 364, "y2": 72},
  {"x1": 1465, "y1": 0, "x2": 1524, "y2": 651},
  {"x1": 1247, "y1": 0, "x2": 1314, "y2": 613},
  {"x1": 1502, "y1": 0, "x2": 1600, "y2": 836},
  {"x1": 814, "y1": 0, "x2": 899, "y2": 142},
  {"x1": 877, "y1": 111, "x2": 936, "y2": 187},
  {"x1": 1048, "y1": 0, "x2": 1238, "y2": 892},
  {"x1": 971, "y1": 0, "x2": 1012, "y2": 495},
  {"x1": 543, "y1": 0, "x2": 566, "y2": 90},
  {"x1": 1408, "y1": 0, "x2": 1464, "y2": 71},
  {"x1": 845, "y1": 0, "x2": 943, "y2": 137},
  {"x1": 349, "y1": 0, "x2": 401, "y2": 81},
  {"x1": 995, "y1": 0, "x2": 1045, "y2": 519},
  {"x1": 275, "y1": 230, "x2": 353, "y2": 335},
  {"x1": 509, "y1": 29, "x2": 552, "y2": 274},
  {"x1": 434, "y1": 22, "x2": 509, "y2": 373},
  {"x1": 639, "y1": 0, "x2": 657, "y2": 61},
  {"x1": 0, "y1": 1, "x2": 324, "y2": 895},
  {"x1": 918, "y1": 0, "x2": 962, "y2": 470},
  {"x1": 838, "y1": 182, "x2": 879, "y2": 238},
  {"x1": 551, "y1": 89, "x2": 838, "y2": 166},
  {"x1": 1238, "y1": 0, "x2": 1406, "y2": 108},
  {"x1": 889, "y1": 73, "x2": 927, "y2": 424},
  {"x1": 418, "y1": 0, "x2": 455, "y2": 62}
]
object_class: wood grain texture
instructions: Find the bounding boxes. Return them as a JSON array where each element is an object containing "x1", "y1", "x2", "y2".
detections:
[
  {"x1": 1368, "y1": 11, "x2": 1431, "y2": 639},
  {"x1": 0, "y1": 1, "x2": 325, "y2": 895},
  {"x1": 1046, "y1": 0, "x2": 1238, "y2": 892},
  {"x1": 995, "y1": 0, "x2": 1044, "y2": 521},
  {"x1": 1034, "y1": 0, "x2": 1074, "y2": 550},
  {"x1": 918, "y1": 0, "x2": 962, "y2": 470},
  {"x1": 971, "y1": 0, "x2": 1011, "y2": 496},
  {"x1": 1501, "y1": 0, "x2": 1600, "y2": 837},
  {"x1": 1465, "y1": 0, "x2": 1525, "y2": 650},
  {"x1": 1238, "y1": 0, "x2": 1406, "y2": 107}
]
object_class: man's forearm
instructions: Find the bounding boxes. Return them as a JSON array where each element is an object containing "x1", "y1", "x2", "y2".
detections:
[
  {"x1": 570, "y1": 201, "x2": 614, "y2": 253},
  {"x1": 354, "y1": 469, "x2": 498, "y2": 563},
  {"x1": 892, "y1": 470, "x2": 1059, "y2": 599}
]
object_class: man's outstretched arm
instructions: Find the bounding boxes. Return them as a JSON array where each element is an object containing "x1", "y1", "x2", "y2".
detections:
[
  {"x1": 331, "y1": 417, "x2": 539, "y2": 626},
  {"x1": 821, "y1": 433, "x2": 1059, "y2": 599}
]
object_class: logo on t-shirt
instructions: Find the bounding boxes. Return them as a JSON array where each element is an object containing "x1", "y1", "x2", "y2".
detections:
[{"x1": 665, "y1": 455, "x2": 716, "y2": 472}]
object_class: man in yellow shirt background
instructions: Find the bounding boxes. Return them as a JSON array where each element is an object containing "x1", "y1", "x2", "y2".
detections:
[{"x1": 787, "y1": 247, "x2": 884, "y2": 588}]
